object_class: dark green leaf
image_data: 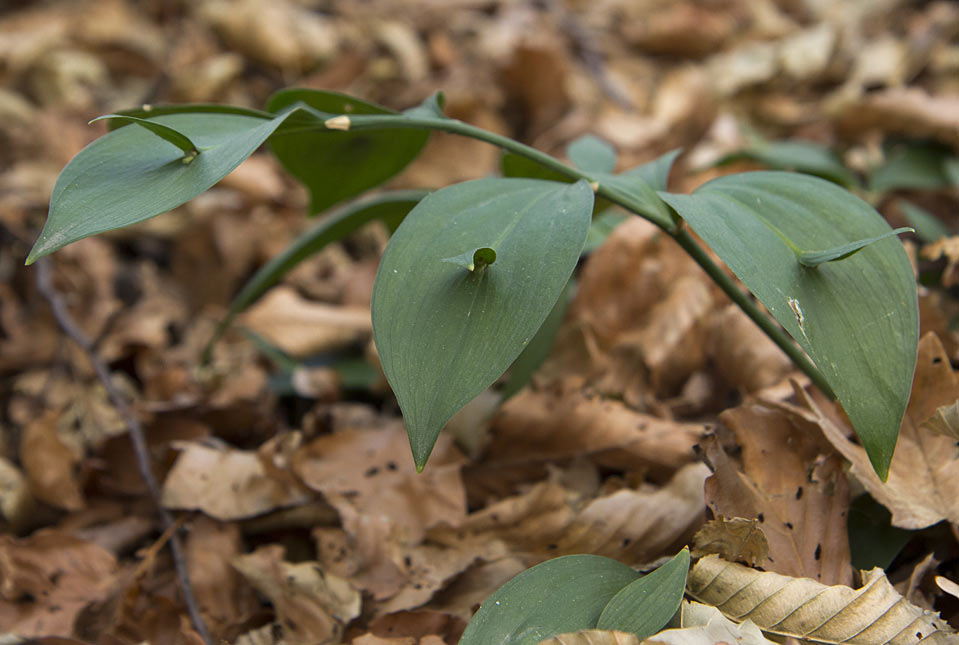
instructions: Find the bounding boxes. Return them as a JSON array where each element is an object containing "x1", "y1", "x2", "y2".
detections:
[
  {"x1": 91, "y1": 114, "x2": 199, "y2": 156},
  {"x1": 204, "y1": 190, "x2": 427, "y2": 361},
  {"x1": 266, "y1": 88, "x2": 429, "y2": 214},
  {"x1": 372, "y1": 178, "x2": 593, "y2": 469},
  {"x1": 716, "y1": 140, "x2": 858, "y2": 188},
  {"x1": 501, "y1": 152, "x2": 571, "y2": 183},
  {"x1": 443, "y1": 246, "x2": 497, "y2": 272},
  {"x1": 459, "y1": 555, "x2": 641, "y2": 645},
  {"x1": 848, "y1": 494, "x2": 913, "y2": 570},
  {"x1": 899, "y1": 200, "x2": 950, "y2": 243},
  {"x1": 596, "y1": 548, "x2": 689, "y2": 641},
  {"x1": 621, "y1": 149, "x2": 682, "y2": 192},
  {"x1": 661, "y1": 172, "x2": 918, "y2": 479},
  {"x1": 869, "y1": 141, "x2": 959, "y2": 193},
  {"x1": 27, "y1": 112, "x2": 288, "y2": 264},
  {"x1": 798, "y1": 227, "x2": 914, "y2": 267},
  {"x1": 568, "y1": 135, "x2": 617, "y2": 173}
]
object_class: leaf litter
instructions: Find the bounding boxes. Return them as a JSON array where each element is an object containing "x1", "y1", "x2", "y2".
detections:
[{"x1": 0, "y1": 0, "x2": 957, "y2": 643}]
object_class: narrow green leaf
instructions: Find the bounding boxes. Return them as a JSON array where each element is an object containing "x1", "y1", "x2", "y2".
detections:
[
  {"x1": 501, "y1": 152, "x2": 571, "y2": 183},
  {"x1": 716, "y1": 140, "x2": 859, "y2": 188},
  {"x1": 660, "y1": 172, "x2": 918, "y2": 479},
  {"x1": 568, "y1": 134, "x2": 617, "y2": 173},
  {"x1": 848, "y1": 494, "x2": 913, "y2": 570},
  {"x1": 899, "y1": 201, "x2": 950, "y2": 243},
  {"x1": 203, "y1": 190, "x2": 427, "y2": 361},
  {"x1": 266, "y1": 88, "x2": 429, "y2": 215},
  {"x1": 91, "y1": 114, "x2": 199, "y2": 156},
  {"x1": 27, "y1": 112, "x2": 289, "y2": 264},
  {"x1": 597, "y1": 548, "x2": 690, "y2": 641},
  {"x1": 798, "y1": 227, "x2": 914, "y2": 267},
  {"x1": 458, "y1": 555, "x2": 641, "y2": 645},
  {"x1": 372, "y1": 178, "x2": 593, "y2": 469}
]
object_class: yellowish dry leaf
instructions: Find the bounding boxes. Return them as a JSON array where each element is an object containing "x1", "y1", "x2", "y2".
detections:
[
  {"x1": 688, "y1": 555, "x2": 957, "y2": 643},
  {"x1": 691, "y1": 516, "x2": 769, "y2": 567},
  {"x1": 642, "y1": 601, "x2": 777, "y2": 645},
  {"x1": 935, "y1": 576, "x2": 959, "y2": 600},
  {"x1": 540, "y1": 629, "x2": 640, "y2": 645}
]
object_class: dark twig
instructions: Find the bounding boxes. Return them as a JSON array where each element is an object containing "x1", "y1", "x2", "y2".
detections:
[{"x1": 34, "y1": 258, "x2": 213, "y2": 645}]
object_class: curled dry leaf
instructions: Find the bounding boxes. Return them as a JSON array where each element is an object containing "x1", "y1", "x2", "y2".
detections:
[
  {"x1": 691, "y1": 517, "x2": 769, "y2": 567},
  {"x1": 232, "y1": 545, "x2": 362, "y2": 645},
  {"x1": 539, "y1": 629, "x2": 639, "y2": 645},
  {"x1": 161, "y1": 438, "x2": 312, "y2": 520},
  {"x1": 920, "y1": 400, "x2": 959, "y2": 441},
  {"x1": 688, "y1": 555, "x2": 957, "y2": 644},
  {"x1": 796, "y1": 333, "x2": 959, "y2": 529},
  {"x1": 642, "y1": 601, "x2": 776, "y2": 645}
]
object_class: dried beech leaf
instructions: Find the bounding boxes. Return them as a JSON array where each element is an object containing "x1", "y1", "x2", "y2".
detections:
[
  {"x1": 641, "y1": 601, "x2": 776, "y2": 645},
  {"x1": 540, "y1": 630, "x2": 639, "y2": 645},
  {"x1": 691, "y1": 517, "x2": 769, "y2": 567},
  {"x1": 920, "y1": 399, "x2": 959, "y2": 440},
  {"x1": 688, "y1": 555, "x2": 957, "y2": 644}
]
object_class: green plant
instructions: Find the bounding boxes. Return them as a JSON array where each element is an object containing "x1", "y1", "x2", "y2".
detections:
[{"x1": 26, "y1": 88, "x2": 917, "y2": 482}]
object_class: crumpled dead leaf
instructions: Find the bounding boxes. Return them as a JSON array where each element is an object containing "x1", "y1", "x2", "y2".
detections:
[
  {"x1": 688, "y1": 555, "x2": 957, "y2": 643},
  {"x1": 233, "y1": 544, "x2": 362, "y2": 645},
  {"x1": 20, "y1": 409, "x2": 85, "y2": 511},
  {"x1": 540, "y1": 630, "x2": 639, "y2": 645},
  {"x1": 642, "y1": 601, "x2": 776, "y2": 645},
  {"x1": 920, "y1": 399, "x2": 959, "y2": 440},
  {"x1": 691, "y1": 516, "x2": 769, "y2": 567}
]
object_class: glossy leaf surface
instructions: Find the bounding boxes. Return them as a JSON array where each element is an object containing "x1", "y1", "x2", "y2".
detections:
[
  {"x1": 459, "y1": 555, "x2": 641, "y2": 645},
  {"x1": 596, "y1": 548, "x2": 689, "y2": 641},
  {"x1": 266, "y1": 88, "x2": 429, "y2": 214},
  {"x1": 28, "y1": 112, "x2": 283, "y2": 263},
  {"x1": 372, "y1": 178, "x2": 593, "y2": 469},
  {"x1": 661, "y1": 172, "x2": 918, "y2": 478}
]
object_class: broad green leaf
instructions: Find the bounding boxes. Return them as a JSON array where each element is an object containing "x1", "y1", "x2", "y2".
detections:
[
  {"x1": 459, "y1": 555, "x2": 641, "y2": 645},
  {"x1": 869, "y1": 141, "x2": 959, "y2": 193},
  {"x1": 899, "y1": 200, "x2": 950, "y2": 243},
  {"x1": 502, "y1": 276, "x2": 574, "y2": 400},
  {"x1": 798, "y1": 227, "x2": 913, "y2": 267},
  {"x1": 91, "y1": 114, "x2": 199, "y2": 156},
  {"x1": 203, "y1": 190, "x2": 427, "y2": 361},
  {"x1": 266, "y1": 88, "x2": 429, "y2": 214},
  {"x1": 502, "y1": 152, "x2": 574, "y2": 183},
  {"x1": 568, "y1": 135, "x2": 617, "y2": 173},
  {"x1": 27, "y1": 111, "x2": 285, "y2": 264},
  {"x1": 847, "y1": 494, "x2": 912, "y2": 570},
  {"x1": 597, "y1": 548, "x2": 689, "y2": 641},
  {"x1": 716, "y1": 140, "x2": 858, "y2": 188},
  {"x1": 372, "y1": 178, "x2": 593, "y2": 469},
  {"x1": 588, "y1": 148, "x2": 683, "y2": 224},
  {"x1": 660, "y1": 172, "x2": 918, "y2": 479}
]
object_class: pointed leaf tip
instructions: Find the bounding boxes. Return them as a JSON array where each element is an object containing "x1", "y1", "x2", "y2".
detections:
[
  {"x1": 90, "y1": 114, "x2": 199, "y2": 156},
  {"x1": 799, "y1": 227, "x2": 914, "y2": 267}
]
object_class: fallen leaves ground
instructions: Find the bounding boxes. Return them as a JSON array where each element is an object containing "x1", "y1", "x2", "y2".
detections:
[{"x1": 1, "y1": 0, "x2": 957, "y2": 643}]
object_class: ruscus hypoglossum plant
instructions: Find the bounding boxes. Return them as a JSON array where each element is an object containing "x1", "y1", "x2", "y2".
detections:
[{"x1": 26, "y1": 89, "x2": 918, "y2": 484}]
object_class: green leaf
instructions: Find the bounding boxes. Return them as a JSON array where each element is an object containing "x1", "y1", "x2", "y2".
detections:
[
  {"x1": 869, "y1": 141, "x2": 959, "y2": 193},
  {"x1": 597, "y1": 548, "x2": 690, "y2": 641},
  {"x1": 621, "y1": 149, "x2": 682, "y2": 192},
  {"x1": 459, "y1": 555, "x2": 641, "y2": 645},
  {"x1": 660, "y1": 172, "x2": 918, "y2": 479},
  {"x1": 104, "y1": 103, "x2": 274, "y2": 128},
  {"x1": 899, "y1": 201, "x2": 950, "y2": 243},
  {"x1": 27, "y1": 111, "x2": 287, "y2": 264},
  {"x1": 442, "y1": 246, "x2": 497, "y2": 272},
  {"x1": 91, "y1": 114, "x2": 199, "y2": 156},
  {"x1": 716, "y1": 140, "x2": 859, "y2": 188},
  {"x1": 501, "y1": 152, "x2": 571, "y2": 183},
  {"x1": 568, "y1": 135, "x2": 617, "y2": 173},
  {"x1": 203, "y1": 190, "x2": 427, "y2": 362},
  {"x1": 372, "y1": 178, "x2": 593, "y2": 469},
  {"x1": 798, "y1": 227, "x2": 913, "y2": 267},
  {"x1": 266, "y1": 88, "x2": 429, "y2": 215},
  {"x1": 847, "y1": 494, "x2": 913, "y2": 570}
]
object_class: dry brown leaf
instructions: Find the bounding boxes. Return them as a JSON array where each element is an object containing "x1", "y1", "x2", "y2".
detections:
[
  {"x1": 688, "y1": 555, "x2": 957, "y2": 643},
  {"x1": 920, "y1": 400, "x2": 959, "y2": 440},
  {"x1": 20, "y1": 410, "x2": 85, "y2": 511},
  {"x1": 691, "y1": 517, "x2": 769, "y2": 567},
  {"x1": 240, "y1": 286, "x2": 372, "y2": 357},
  {"x1": 833, "y1": 88, "x2": 959, "y2": 149},
  {"x1": 161, "y1": 438, "x2": 312, "y2": 520},
  {"x1": 703, "y1": 400, "x2": 853, "y2": 585},
  {"x1": 0, "y1": 456, "x2": 37, "y2": 531},
  {"x1": 642, "y1": 601, "x2": 777, "y2": 645},
  {"x1": 709, "y1": 304, "x2": 793, "y2": 394},
  {"x1": 0, "y1": 530, "x2": 117, "y2": 637},
  {"x1": 540, "y1": 630, "x2": 639, "y2": 645},
  {"x1": 798, "y1": 333, "x2": 959, "y2": 529},
  {"x1": 233, "y1": 544, "x2": 362, "y2": 645}
]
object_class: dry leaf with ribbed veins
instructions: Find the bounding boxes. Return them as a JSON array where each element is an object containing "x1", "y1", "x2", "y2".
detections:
[
  {"x1": 540, "y1": 630, "x2": 639, "y2": 645},
  {"x1": 232, "y1": 545, "x2": 361, "y2": 645},
  {"x1": 161, "y1": 439, "x2": 312, "y2": 520},
  {"x1": 793, "y1": 333, "x2": 959, "y2": 529},
  {"x1": 703, "y1": 400, "x2": 852, "y2": 586},
  {"x1": 642, "y1": 601, "x2": 777, "y2": 645},
  {"x1": 688, "y1": 555, "x2": 957, "y2": 644},
  {"x1": 691, "y1": 516, "x2": 769, "y2": 567},
  {"x1": 920, "y1": 399, "x2": 959, "y2": 440}
]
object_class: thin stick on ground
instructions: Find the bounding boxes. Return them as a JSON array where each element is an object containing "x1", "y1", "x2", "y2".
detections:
[{"x1": 34, "y1": 258, "x2": 213, "y2": 645}]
